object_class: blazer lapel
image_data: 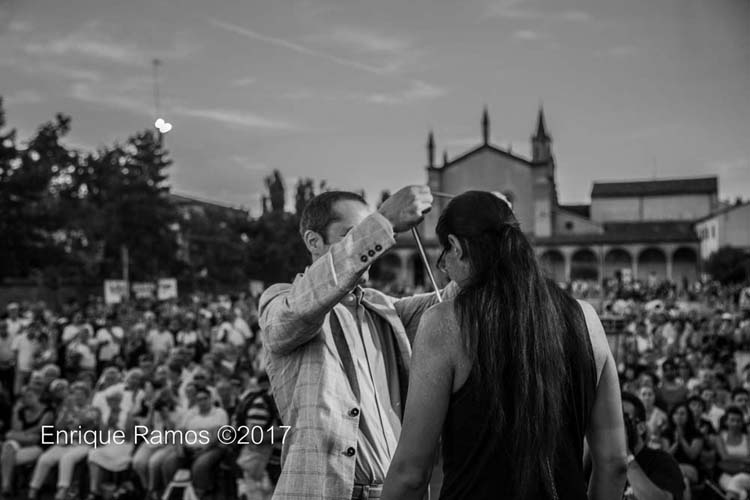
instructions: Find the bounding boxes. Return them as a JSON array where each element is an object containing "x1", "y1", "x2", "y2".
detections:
[{"x1": 361, "y1": 291, "x2": 412, "y2": 377}]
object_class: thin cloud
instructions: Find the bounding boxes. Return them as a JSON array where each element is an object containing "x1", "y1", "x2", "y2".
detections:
[
  {"x1": 513, "y1": 30, "x2": 544, "y2": 41},
  {"x1": 322, "y1": 28, "x2": 411, "y2": 54},
  {"x1": 69, "y1": 82, "x2": 153, "y2": 116},
  {"x1": 230, "y1": 77, "x2": 257, "y2": 87},
  {"x1": 210, "y1": 19, "x2": 393, "y2": 76},
  {"x1": 366, "y1": 80, "x2": 446, "y2": 105},
  {"x1": 231, "y1": 156, "x2": 270, "y2": 172},
  {"x1": 485, "y1": 1, "x2": 593, "y2": 22},
  {"x1": 6, "y1": 89, "x2": 43, "y2": 105},
  {"x1": 24, "y1": 24, "x2": 197, "y2": 66},
  {"x1": 173, "y1": 106, "x2": 298, "y2": 131}
]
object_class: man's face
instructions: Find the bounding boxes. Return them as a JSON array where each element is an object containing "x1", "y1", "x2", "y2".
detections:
[{"x1": 324, "y1": 200, "x2": 371, "y2": 246}]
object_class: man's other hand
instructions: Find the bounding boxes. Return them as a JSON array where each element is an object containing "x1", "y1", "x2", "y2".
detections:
[{"x1": 378, "y1": 185, "x2": 433, "y2": 233}]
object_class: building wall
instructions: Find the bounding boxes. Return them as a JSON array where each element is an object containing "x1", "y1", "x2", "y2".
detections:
[
  {"x1": 696, "y1": 204, "x2": 750, "y2": 259},
  {"x1": 554, "y1": 209, "x2": 603, "y2": 235},
  {"x1": 591, "y1": 194, "x2": 715, "y2": 223},
  {"x1": 435, "y1": 148, "x2": 535, "y2": 236}
]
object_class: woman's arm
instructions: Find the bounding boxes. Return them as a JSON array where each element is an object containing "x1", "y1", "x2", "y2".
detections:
[
  {"x1": 587, "y1": 354, "x2": 628, "y2": 500},
  {"x1": 382, "y1": 304, "x2": 456, "y2": 500}
]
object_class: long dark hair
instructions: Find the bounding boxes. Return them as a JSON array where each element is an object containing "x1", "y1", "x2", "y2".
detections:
[{"x1": 436, "y1": 190, "x2": 570, "y2": 499}]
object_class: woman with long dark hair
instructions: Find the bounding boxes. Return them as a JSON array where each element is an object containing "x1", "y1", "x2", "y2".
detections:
[{"x1": 382, "y1": 191, "x2": 627, "y2": 500}]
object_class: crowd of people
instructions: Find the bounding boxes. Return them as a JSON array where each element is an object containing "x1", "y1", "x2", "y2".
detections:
[
  {"x1": 1, "y1": 275, "x2": 750, "y2": 500},
  {"x1": 0, "y1": 294, "x2": 281, "y2": 500},
  {"x1": 600, "y1": 278, "x2": 750, "y2": 499}
]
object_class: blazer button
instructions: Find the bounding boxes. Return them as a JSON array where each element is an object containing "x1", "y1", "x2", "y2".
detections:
[
  {"x1": 360, "y1": 255, "x2": 368, "y2": 262},
  {"x1": 346, "y1": 447, "x2": 356, "y2": 457},
  {"x1": 368, "y1": 250, "x2": 375, "y2": 257},
  {"x1": 375, "y1": 244, "x2": 382, "y2": 251},
  {"x1": 349, "y1": 408, "x2": 359, "y2": 417}
]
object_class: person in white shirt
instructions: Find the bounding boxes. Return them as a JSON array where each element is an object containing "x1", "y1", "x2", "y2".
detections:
[
  {"x1": 5, "y1": 303, "x2": 27, "y2": 338},
  {"x1": 147, "y1": 322, "x2": 175, "y2": 363},
  {"x1": 163, "y1": 387, "x2": 228, "y2": 499},
  {"x1": 11, "y1": 325, "x2": 39, "y2": 396}
]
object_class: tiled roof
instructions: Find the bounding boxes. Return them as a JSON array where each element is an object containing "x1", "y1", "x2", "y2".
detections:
[
  {"x1": 558, "y1": 204, "x2": 590, "y2": 218},
  {"x1": 535, "y1": 220, "x2": 698, "y2": 245},
  {"x1": 591, "y1": 176, "x2": 718, "y2": 198}
]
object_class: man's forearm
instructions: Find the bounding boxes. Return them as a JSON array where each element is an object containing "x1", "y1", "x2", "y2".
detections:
[{"x1": 260, "y1": 212, "x2": 396, "y2": 354}]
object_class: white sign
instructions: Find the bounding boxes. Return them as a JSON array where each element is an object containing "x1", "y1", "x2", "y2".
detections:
[
  {"x1": 104, "y1": 280, "x2": 129, "y2": 304},
  {"x1": 157, "y1": 278, "x2": 178, "y2": 300},
  {"x1": 132, "y1": 282, "x2": 156, "y2": 299}
]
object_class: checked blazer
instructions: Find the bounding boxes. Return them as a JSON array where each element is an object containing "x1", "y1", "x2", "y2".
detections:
[{"x1": 259, "y1": 212, "x2": 446, "y2": 500}]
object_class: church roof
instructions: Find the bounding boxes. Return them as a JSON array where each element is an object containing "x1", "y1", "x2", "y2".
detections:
[
  {"x1": 558, "y1": 203, "x2": 590, "y2": 218},
  {"x1": 591, "y1": 176, "x2": 718, "y2": 198},
  {"x1": 535, "y1": 220, "x2": 699, "y2": 245},
  {"x1": 534, "y1": 107, "x2": 550, "y2": 140},
  {"x1": 429, "y1": 143, "x2": 538, "y2": 173}
]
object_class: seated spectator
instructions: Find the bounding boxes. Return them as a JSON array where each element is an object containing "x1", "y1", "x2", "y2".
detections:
[
  {"x1": 732, "y1": 388, "x2": 750, "y2": 424},
  {"x1": 162, "y1": 387, "x2": 228, "y2": 499},
  {"x1": 86, "y1": 391, "x2": 134, "y2": 500},
  {"x1": 717, "y1": 406, "x2": 750, "y2": 500},
  {"x1": 28, "y1": 382, "x2": 100, "y2": 500},
  {"x1": 662, "y1": 403, "x2": 704, "y2": 485},
  {"x1": 131, "y1": 394, "x2": 185, "y2": 500},
  {"x1": 622, "y1": 391, "x2": 685, "y2": 500},
  {"x1": 640, "y1": 384, "x2": 668, "y2": 448},
  {"x1": 701, "y1": 385, "x2": 727, "y2": 431},
  {"x1": 0, "y1": 385, "x2": 54, "y2": 497},
  {"x1": 661, "y1": 358, "x2": 689, "y2": 410}
]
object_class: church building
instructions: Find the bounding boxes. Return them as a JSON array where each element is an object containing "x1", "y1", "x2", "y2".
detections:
[{"x1": 372, "y1": 107, "x2": 715, "y2": 290}]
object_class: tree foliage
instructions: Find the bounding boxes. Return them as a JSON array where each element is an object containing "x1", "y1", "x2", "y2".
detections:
[{"x1": 706, "y1": 246, "x2": 750, "y2": 285}]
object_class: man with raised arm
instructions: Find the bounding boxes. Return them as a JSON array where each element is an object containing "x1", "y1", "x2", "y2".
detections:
[{"x1": 260, "y1": 186, "x2": 449, "y2": 500}]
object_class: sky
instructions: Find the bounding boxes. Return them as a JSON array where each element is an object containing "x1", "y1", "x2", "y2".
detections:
[{"x1": 1, "y1": 0, "x2": 748, "y2": 215}]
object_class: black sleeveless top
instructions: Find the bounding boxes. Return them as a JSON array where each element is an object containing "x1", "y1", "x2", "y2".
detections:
[{"x1": 439, "y1": 297, "x2": 597, "y2": 500}]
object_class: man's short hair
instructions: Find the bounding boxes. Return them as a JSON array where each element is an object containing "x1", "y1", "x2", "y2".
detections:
[
  {"x1": 299, "y1": 191, "x2": 367, "y2": 243},
  {"x1": 622, "y1": 391, "x2": 647, "y2": 422}
]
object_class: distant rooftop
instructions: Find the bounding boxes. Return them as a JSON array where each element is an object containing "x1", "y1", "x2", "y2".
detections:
[
  {"x1": 558, "y1": 203, "x2": 590, "y2": 218},
  {"x1": 591, "y1": 176, "x2": 718, "y2": 198},
  {"x1": 536, "y1": 220, "x2": 698, "y2": 245}
]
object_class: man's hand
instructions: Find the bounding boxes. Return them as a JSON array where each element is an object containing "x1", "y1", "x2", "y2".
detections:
[{"x1": 378, "y1": 185, "x2": 433, "y2": 233}]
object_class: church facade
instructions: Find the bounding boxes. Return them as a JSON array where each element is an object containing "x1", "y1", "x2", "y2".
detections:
[{"x1": 372, "y1": 108, "x2": 715, "y2": 290}]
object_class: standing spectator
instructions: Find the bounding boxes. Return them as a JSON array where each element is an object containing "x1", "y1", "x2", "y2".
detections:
[
  {"x1": 0, "y1": 321, "x2": 15, "y2": 395},
  {"x1": 5, "y1": 303, "x2": 26, "y2": 338},
  {"x1": 146, "y1": 318, "x2": 174, "y2": 363},
  {"x1": 11, "y1": 323, "x2": 40, "y2": 396}
]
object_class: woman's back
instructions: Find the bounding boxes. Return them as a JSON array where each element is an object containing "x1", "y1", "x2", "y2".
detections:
[{"x1": 439, "y1": 287, "x2": 600, "y2": 500}]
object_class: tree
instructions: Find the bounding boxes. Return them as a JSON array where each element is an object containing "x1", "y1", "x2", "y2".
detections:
[
  {"x1": 294, "y1": 178, "x2": 315, "y2": 215},
  {"x1": 705, "y1": 246, "x2": 750, "y2": 284},
  {"x1": 264, "y1": 170, "x2": 285, "y2": 213},
  {"x1": 63, "y1": 130, "x2": 178, "y2": 281},
  {"x1": 0, "y1": 101, "x2": 75, "y2": 282}
]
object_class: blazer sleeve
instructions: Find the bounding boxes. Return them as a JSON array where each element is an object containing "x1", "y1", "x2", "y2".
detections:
[{"x1": 259, "y1": 211, "x2": 396, "y2": 355}]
